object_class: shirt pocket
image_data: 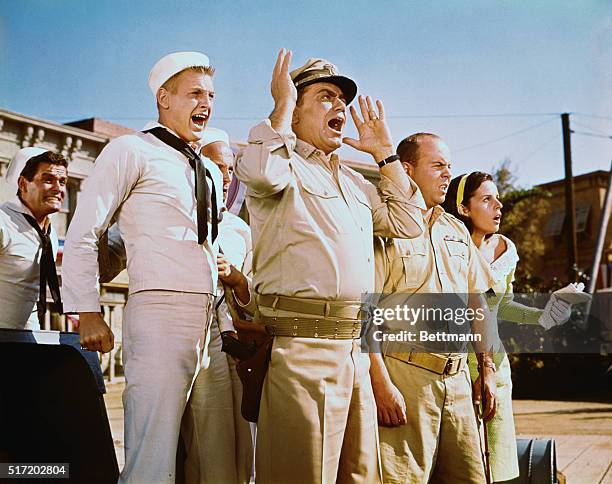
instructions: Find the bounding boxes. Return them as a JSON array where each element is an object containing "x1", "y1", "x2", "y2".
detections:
[
  {"x1": 443, "y1": 236, "x2": 469, "y2": 275},
  {"x1": 301, "y1": 182, "x2": 339, "y2": 200},
  {"x1": 399, "y1": 241, "x2": 428, "y2": 288},
  {"x1": 300, "y1": 181, "x2": 349, "y2": 234}
]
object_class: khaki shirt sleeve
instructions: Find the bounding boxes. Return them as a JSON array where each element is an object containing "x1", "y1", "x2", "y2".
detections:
[
  {"x1": 373, "y1": 236, "x2": 390, "y2": 295},
  {"x1": 234, "y1": 119, "x2": 297, "y2": 198},
  {"x1": 359, "y1": 174, "x2": 425, "y2": 239},
  {"x1": 232, "y1": 275, "x2": 257, "y2": 316},
  {"x1": 467, "y1": 239, "x2": 496, "y2": 295},
  {"x1": 231, "y1": 249, "x2": 257, "y2": 316}
]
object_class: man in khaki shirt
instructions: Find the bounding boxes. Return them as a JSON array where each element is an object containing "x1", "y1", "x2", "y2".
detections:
[
  {"x1": 234, "y1": 49, "x2": 424, "y2": 484},
  {"x1": 369, "y1": 133, "x2": 498, "y2": 483}
]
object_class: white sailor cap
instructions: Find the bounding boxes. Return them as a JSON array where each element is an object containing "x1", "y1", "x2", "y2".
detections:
[
  {"x1": 148, "y1": 51, "x2": 211, "y2": 96},
  {"x1": 5, "y1": 147, "x2": 48, "y2": 187},
  {"x1": 201, "y1": 127, "x2": 230, "y2": 147}
]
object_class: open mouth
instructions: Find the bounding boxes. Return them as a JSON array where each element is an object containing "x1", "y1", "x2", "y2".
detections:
[
  {"x1": 493, "y1": 214, "x2": 502, "y2": 223},
  {"x1": 327, "y1": 115, "x2": 344, "y2": 134},
  {"x1": 191, "y1": 111, "x2": 209, "y2": 129},
  {"x1": 440, "y1": 183, "x2": 449, "y2": 193}
]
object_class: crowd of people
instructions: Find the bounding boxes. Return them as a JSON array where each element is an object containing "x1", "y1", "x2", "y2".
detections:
[{"x1": 0, "y1": 49, "x2": 579, "y2": 483}]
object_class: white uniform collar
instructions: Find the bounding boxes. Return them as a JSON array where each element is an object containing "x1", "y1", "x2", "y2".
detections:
[
  {"x1": 142, "y1": 120, "x2": 184, "y2": 140},
  {"x1": 5, "y1": 197, "x2": 36, "y2": 218}
]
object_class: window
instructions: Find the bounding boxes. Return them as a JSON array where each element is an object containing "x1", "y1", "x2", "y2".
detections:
[
  {"x1": 543, "y1": 210, "x2": 564, "y2": 237},
  {"x1": 575, "y1": 204, "x2": 590, "y2": 233},
  {"x1": 543, "y1": 204, "x2": 591, "y2": 237}
]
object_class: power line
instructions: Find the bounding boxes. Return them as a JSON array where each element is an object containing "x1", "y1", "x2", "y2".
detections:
[
  {"x1": 514, "y1": 133, "x2": 561, "y2": 165},
  {"x1": 571, "y1": 130, "x2": 612, "y2": 140},
  {"x1": 386, "y1": 112, "x2": 560, "y2": 119},
  {"x1": 573, "y1": 112, "x2": 612, "y2": 121},
  {"x1": 454, "y1": 117, "x2": 558, "y2": 153},
  {"x1": 572, "y1": 120, "x2": 609, "y2": 136}
]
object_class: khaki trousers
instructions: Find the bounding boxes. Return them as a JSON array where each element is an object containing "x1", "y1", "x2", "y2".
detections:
[
  {"x1": 379, "y1": 356, "x2": 486, "y2": 484},
  {"x1": 119, "y1": 290, "x2": 213, "y2": 484},
  {"x1": 256, "y1": 337, "x2": 381, "y2": 484},
  {"x1": 181, "y1": 320, "x2": 254, "y2": 484}
]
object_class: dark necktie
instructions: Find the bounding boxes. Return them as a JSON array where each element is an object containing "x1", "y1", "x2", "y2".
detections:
[
  {"x1": 145, "y1": 127, "x2": 218, "y2": 243},
  {"x1": 23, "y1": 214, "x2": 63, "y2": 324}
]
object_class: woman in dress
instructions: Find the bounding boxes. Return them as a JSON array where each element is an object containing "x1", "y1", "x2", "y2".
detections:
[{"x1": 441, "y1": 171, "x2": 571, "y2": 482}]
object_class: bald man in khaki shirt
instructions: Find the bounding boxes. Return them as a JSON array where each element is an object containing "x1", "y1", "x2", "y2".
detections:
[
  {"x1": 369, "y1": 133, "x2": 498, "y2": 483},
  {"x1": 235, "y1": 50, "x2": 424, "y2": 484}
]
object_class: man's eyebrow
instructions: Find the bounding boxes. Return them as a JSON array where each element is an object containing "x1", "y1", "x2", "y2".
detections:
[
  {"x1": 318, "y1": 88, "x2": 339, "y2": 97},
  {"x1": 189, "y1": 86, "x2": 214, "y2": 93}
]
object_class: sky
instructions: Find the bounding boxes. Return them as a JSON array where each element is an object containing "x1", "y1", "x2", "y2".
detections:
[{"x1": 1, "y1": 0, "x2": 610, "y2": 187}]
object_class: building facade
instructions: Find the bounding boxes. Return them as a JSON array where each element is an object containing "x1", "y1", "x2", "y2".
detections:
[{"x1": 536, "y1": 170, "x2": 612, "y2": 289}]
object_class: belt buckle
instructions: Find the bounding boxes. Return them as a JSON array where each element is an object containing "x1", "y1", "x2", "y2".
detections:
[
  {"x1": 444, "y1": 356, "x2": 462, "y2": 375},
  {"x1": 444, "y1": 357, "x2": 454, "y2": 375}
]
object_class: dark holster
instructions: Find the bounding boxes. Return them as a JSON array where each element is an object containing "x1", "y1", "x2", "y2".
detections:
[{"x1": 236, "y1": 334, "x2": 273, "y2": 422}]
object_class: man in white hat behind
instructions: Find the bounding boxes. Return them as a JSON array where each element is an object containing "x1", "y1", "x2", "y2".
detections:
[
  {"x1": 234, "y1": 49, "x2": 426, "y2": 483},
  {"x1": 62, "y1": 51, "x2": 223, "y2": 483},
  {"x1": 0, "y1": 148, "x2": 67, "y2": 330},
  {"x1": 200, "y1": 127, "x2": 234, "y2": 199},
  {"x1": 179, "y1": 127, "x2": 254, "y2": 484}
]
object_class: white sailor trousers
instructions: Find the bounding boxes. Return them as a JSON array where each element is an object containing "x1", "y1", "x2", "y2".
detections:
[{"x1": 118, "y1": 290, "x2": 213, "y2": 484}]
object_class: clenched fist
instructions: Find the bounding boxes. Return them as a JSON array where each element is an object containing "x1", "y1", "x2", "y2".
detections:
[{"x1": 78, "y1": 312, "x2": 114, "y2": 353}]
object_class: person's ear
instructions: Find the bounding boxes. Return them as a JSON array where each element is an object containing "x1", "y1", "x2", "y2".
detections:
[
  {"x1": 17, "y1": 176, "x2": 28, "y2": 196},
  {"x1": 458, "y1": 203, "x2": 470, "y2": 217},
  {"x1": 401, "y1": 161, "x2": 412, "y2": 177},
  {"x1": 157, "y1": 87, "x2": 170, "y2": 110}
]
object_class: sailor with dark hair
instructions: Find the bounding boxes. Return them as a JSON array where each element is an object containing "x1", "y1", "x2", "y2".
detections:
[{"x1": 0, "y1": 148, "x2": 67, "y2": 330}]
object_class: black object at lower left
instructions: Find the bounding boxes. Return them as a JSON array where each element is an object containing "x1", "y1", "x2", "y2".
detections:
[{"x1": 0, "y1": 329, "x2": 119, "y2": 483}]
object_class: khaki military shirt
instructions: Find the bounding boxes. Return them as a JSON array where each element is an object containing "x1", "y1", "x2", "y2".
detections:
[
  {"x1": 373, "y1": 206, "x2": 496, "y2": 352},
  {"x1": 376, "y1": 206, "x2": 494, "y2": 297},
  {"x1": 235, "y1": 120, "x2": 425, "y2": 302}
]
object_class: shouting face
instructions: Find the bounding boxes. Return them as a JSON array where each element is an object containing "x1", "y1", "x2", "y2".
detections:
[
  {"x1": 292, "y1": 82, "x2": 347, "y2": 155},
  {"x1": 158, "y1": 69, "x2": 215, "y2": 142},
  {"x1": 404, "y1": 137, "x2": 452, "y2": 209}
]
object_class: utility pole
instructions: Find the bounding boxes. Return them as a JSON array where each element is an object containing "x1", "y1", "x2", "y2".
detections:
[
  {"x1": 561, "y1": 113, "x2": 579, "y2": 282},
  {"x1": 587, "y1": 159, "x2": 612, "y2": 294}
]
